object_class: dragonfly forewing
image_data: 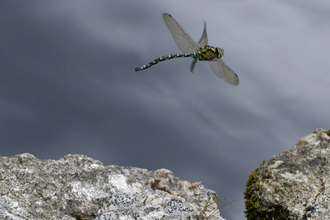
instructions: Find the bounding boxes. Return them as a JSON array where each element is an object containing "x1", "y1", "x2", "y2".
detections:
[{"x1": 163, "y1": 13, "x2": 199, "y2": 53}]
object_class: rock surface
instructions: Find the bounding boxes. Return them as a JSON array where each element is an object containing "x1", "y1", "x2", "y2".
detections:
[
  {"x1": 245, "y1": 128, "x2": 330, "y2": 220},
  {"x1": 0, "y1": 153, "x2": 225, "y2": 220}
]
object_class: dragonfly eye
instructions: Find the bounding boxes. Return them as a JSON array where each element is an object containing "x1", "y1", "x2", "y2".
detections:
[{"x1": 215, "y1": 47, "x2": 224, "y2": 58}]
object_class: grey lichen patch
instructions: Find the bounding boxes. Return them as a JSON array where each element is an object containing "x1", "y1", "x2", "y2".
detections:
[
  {"x1": 244, "y1": 128, "x2": 330, "y2": 220},
  {"x1": 164, "y1": 197, "x2": 195, "y2": 218},
  {"x1": 0, "y1": 154, "x2": 224, "y2": 220}
]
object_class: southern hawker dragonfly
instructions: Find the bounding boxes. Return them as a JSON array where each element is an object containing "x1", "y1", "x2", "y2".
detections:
[{"x1": 135, "y1": 13, "x2": 239, "y2": 86}]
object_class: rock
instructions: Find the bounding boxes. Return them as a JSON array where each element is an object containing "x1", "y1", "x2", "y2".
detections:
[
  {"x1": 244, "y1": 128, "x2": 330, "y2": 220},
  {"x1": 0, "y1": 153, "x2": 225, "y2": 220}
]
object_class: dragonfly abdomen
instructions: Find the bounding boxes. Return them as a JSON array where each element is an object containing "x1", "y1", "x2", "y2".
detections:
[{"x1": 135, "y1": 53, "x2": 197, "y2": 72}]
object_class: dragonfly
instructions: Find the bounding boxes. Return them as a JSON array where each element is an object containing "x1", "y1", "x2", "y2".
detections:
[{"x1": 135, "y1": 13, "x2": 239, "y2": 86}]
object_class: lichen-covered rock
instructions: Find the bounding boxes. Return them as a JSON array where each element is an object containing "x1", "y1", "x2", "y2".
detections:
[
  {"x1": 244, "y1": 128, "x2": 330, "y2": 220},
  {"x1": 0, "y1": 153, "x2": 224, "y2": 220}
]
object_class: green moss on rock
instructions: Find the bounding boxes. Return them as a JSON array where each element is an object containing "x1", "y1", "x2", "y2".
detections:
[
  {"x1": 244, "y1": 171, "x2": 260, "y2": 220},
  {"x1": 76, "y1": 213, "x2": 86, "y2": 220},
  {"x1": 244, "y1": 167, "x2": 296, "y2": 220}
]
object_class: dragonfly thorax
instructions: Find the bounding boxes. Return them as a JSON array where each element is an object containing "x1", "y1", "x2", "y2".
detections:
[{"x1": 196, "y1": 45, "x2": 224, "y2": 61}]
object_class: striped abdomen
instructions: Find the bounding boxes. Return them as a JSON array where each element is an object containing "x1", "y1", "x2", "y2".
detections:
[{"x1": 135, "y1": 53, "x2": 197, "y2": 72}]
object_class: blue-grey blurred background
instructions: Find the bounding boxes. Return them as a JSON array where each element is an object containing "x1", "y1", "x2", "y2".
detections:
[{"x1": 1, "y1": 1, "x2": 330, "y2": 219}]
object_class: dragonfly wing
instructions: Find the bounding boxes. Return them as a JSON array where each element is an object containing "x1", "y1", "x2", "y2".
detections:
[
  {"x1": 190, "y1": 58, "x2": 198, "y2": 73},
  {"x1": 163, "y1": 13, "x2": 199, "y2": 53},
  {"x1": 197, "y1": 21, "x2": 208, "y2": 47},
  {"x1": 208, "y1": 59, "x2": 239, "y2": 85}
]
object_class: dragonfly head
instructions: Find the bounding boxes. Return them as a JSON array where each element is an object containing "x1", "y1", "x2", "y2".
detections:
[{"x1": 215, "y1": 47, "x2": 224, "y2": 58}]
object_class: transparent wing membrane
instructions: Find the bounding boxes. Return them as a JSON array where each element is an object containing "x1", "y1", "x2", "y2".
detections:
[
  {"x1": 208, "y1": 59, "x2": 239, "y2": 85},
  {"x1": 198, "y1": 21, "x2": 208, "y2": 47},
  {"x1": 162, "y1": 13, "x2": 199, "y2": 53}
]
